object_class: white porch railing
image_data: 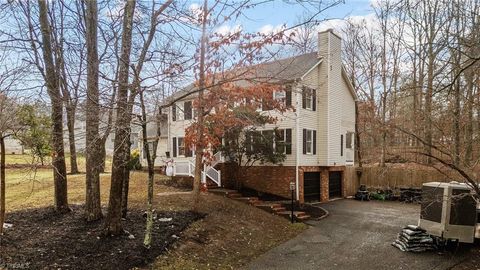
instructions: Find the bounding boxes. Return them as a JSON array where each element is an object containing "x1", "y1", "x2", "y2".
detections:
[{"x1": 173, "y1": 152, "x2": 223, "y2": 187}]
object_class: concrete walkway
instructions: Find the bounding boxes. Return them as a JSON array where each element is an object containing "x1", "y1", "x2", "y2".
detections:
[{"x1": 246, "y1": 199, "x2": 468, "y2": 270}]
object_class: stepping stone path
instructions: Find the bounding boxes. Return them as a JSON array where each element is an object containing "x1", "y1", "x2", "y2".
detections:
[{"x1": 208, "y1": 188, "x2": 311, "y2": 221}]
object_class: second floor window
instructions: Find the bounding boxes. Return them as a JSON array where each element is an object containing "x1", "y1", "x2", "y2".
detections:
[
  {"x1": 302, "y1": 86, "x2": 316, "y2": 111},
  {"x1": 274, "y1": 90, "x2": 286, "y2": 104},
  {"x1": 184, "y1": 101, "x2": 192, "y2": 120},
  {"x1": 172, "y1": 104, "x2": 177, "y2": 121}
]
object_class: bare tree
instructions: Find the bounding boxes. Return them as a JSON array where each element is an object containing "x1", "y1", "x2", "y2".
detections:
[
  {"x1": 38, "y1": 0, "x2": 69, "y2": 212},
  {"x1": 0, "y1": 50, "x2": 25, "y2": 234},
  {"x1": 104, "y1": 0, "x2": 137, "y2": 235},
  {"x1": 84, "y1": 0, "x2": 102, "y2": 221}
]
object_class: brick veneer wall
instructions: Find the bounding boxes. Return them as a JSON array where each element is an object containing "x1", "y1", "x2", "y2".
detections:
[
  {"x1": 220, "y1": 164, "x2": 296, "y2": 199},
  {"x1": 218, "y1": 163, "x2": 348, "y2": 204}
]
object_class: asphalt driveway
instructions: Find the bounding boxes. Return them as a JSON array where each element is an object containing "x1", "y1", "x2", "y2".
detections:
[{"x1": 247, "y1": 199, "x2": 469, "y2": 270}]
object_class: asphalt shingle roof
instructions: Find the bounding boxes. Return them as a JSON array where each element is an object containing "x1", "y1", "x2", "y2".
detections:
[{"x1": 163, "y1": 52, "x2": 321, "y2": 106}]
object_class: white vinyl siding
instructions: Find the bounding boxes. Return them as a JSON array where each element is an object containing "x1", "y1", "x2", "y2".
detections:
[
  {"x1": 298, "y1": 71, "x2": 320, "y2": 166},
  {"x1": 156, "y1": 31, "x2": 356, "y2": 168}
]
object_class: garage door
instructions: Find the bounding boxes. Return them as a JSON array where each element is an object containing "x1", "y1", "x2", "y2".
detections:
[
  {"x1": 329, "y1": 171, "x2": 342, "y2": 198},
  {"x1": 304, "y1": 172, "x2": 320, "y2": 202}
]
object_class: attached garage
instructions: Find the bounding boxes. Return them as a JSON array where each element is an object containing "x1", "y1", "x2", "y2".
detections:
[
  {"x1": 304, "y1": 172, "x2": 321, "y2": 202},
  {"x1": 329, "y1": 171, "x2": 342, "y2": 198}
]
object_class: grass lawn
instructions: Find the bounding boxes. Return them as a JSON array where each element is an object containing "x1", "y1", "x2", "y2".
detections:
[
  {"x1": 3, "y1": 153, "x2": 112, "y2": 172},
  {"x1": 2, "y1": 156, "x2": 307, "y2": 269}
]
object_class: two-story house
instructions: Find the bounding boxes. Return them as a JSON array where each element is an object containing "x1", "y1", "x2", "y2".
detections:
[{"x1": 141, "y1": 30, "x2": 356, "y2": 203}]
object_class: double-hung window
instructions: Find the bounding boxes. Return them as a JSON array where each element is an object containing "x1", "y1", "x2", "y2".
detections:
[
  {"x1": 275, "y1": 129, "x2": 292, "y2": 154},
  {"x1": 172, "y1": 137, "x2": 192, "y2": 157},
  {"x1": 177, "y1": 137, "x2": 185, "y2": 156},
  {"x1": 302, "y1": 86, "x2": 316, "y2": 111},
  {"x1": 303, "y1": 129, "x2": 316, "y2": 155},
  {"x1": 346, "y1": 132, "x2": 354, "y2": 149},
  {"x1": 184, "y1": 101, "x2": 192, "y2": 120},
  {"x1": 306, "y1": 130, "x2": 313, "y2": 154}
]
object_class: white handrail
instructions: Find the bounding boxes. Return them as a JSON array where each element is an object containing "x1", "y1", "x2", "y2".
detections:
[{"x1": 172, "y1": 151, "x2": 224, "y2": 187}]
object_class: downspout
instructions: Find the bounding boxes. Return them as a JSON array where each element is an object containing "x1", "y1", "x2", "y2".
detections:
[{"x1": 295, "y1": 83, "x2": 300, "y2": 201}]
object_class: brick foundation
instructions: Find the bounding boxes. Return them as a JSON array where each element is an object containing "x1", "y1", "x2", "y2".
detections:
[
  {"x1": 220, "y1": 164, "x2": 348, "y2": 204},
  {"x1": 220, "y1": 164, "x2": 296, "y2": 199}
]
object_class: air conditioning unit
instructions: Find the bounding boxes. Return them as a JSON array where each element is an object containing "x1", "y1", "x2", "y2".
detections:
[{"x1": 419, "y1": 182, "x2": 479, "y2": 243}]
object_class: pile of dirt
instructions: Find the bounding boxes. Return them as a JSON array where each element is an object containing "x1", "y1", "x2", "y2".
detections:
[{"x1": 0, "y1": 205, "x2": 203, "y2": 270}]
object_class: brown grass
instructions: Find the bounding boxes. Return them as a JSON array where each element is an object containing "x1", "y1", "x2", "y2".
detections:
[{"x1": 4, "y1": 164, "x2": 306, "y2": 269}]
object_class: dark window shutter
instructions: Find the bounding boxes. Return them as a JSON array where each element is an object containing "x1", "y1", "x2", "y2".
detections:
[
  {"x1": 172, "y1": 104, "x2": 176, "y2": 121},
  {"x1": 313, "y1": 130, "x2": 317, "y2": 155},
  {"x1": 173, "y1": 137, "x2": 177, "y2": 157},
  {"x1": 312, "y1": 89, "x2": 316, "y2": 111},
  {"x1": 285, "y1": 88, "x2": 292, "y2": 107},
  {"x1": 302, "y1": 87, "x2": 306, "y2": 109},
  {"x1": 340, "y1": 134, "x2": 344, "y2": 156},
  {"x1": 184, "y1": 101, "x2": 192, "y2": 120},
  {"x1": 303, "y1": 129, "x2": 306, "y2": 154},
  {"x1": 286, "y1": 129, "x2": 292, "y2": 154}
]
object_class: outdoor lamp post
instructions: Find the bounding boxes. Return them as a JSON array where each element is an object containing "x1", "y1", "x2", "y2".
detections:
[{"x1": 290, "y1": 181, "x2": 295, "y2": 224}]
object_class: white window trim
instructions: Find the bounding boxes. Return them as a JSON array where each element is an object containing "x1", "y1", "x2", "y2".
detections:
[
  {"x1": 184, "y1": 101, "x2": 194, "y2": 120},
  {"x1": 177, "y1": 137, "x2": 185, "y2": 157},
  {"x1": 305, "y1": 90, "x2": 314, "y2": 110},
  {"x1": 346, "y1": 132, "x2": 354, "y2": 149},
  {"x1": 305, "y1": 129, "x2": 313, "y2": 155},
  {"x1": 273, "y1": 89, "x2": 286, "y2": 106},
  {"x1": 274, "y1": 129, "x2": 287, "y2": 154},
  {"x1": 176, "y1": 103, "x2": 184, "y2": 121}
]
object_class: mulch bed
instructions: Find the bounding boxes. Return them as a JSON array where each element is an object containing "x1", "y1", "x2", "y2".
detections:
[{"x1": 0, "y1": 205, "x2": 204, "y2": 270}]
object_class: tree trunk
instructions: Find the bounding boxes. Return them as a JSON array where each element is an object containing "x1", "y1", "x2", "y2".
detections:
[
  {"x1": 464, "y1": 74, "x2": 474, "y2": 165},
  {"x1": 0, "y1": 136, "x2": 6, "y2": 235},
  {"x1": 99, "y1": 142, "x2": 107, "y2": 173},
  {"x1": 65, "y1": 106, "x2": 79, "y2": 174},
  {"x1": 84, "y1": 0, "x2": 103, "y2": 222},
  {"x1": 121, "y1": 136, "x2": 131, "y2": 218},
  {"x1": 192, "y1": 0, "x2": 209, "y2": 211},
  {"x1": 354, "y1": 101, "x2": 362, "y2": 167},
  {"x1": 38, "y1": 0, "x2": 69, "y2": 212},
  {"x1": 453, "y1": 76, "x2": 461, "y2": 166},
  {"x1": 141, "y1": 93, "x2": 158, "y2": 248},
  {"x1": 104, "y1": 0, "x2": 136, "y2": 235},
  {"x1": 380, "y1": 94, "x2": 387, "y2": 167},
  {"x1": 121, "y1": 100, "x2": 135, "y2": 218},
  {"x1": 424, "y1": 53, "x2": 434, "y2": 164},
  {"x1": 143, "y1": 161, "x2": 155, "y2": 248}
]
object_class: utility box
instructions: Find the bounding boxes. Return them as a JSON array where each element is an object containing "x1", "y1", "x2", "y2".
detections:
[{"x1": 419, "y1": 182, "x2": 478, "y2": 243}]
